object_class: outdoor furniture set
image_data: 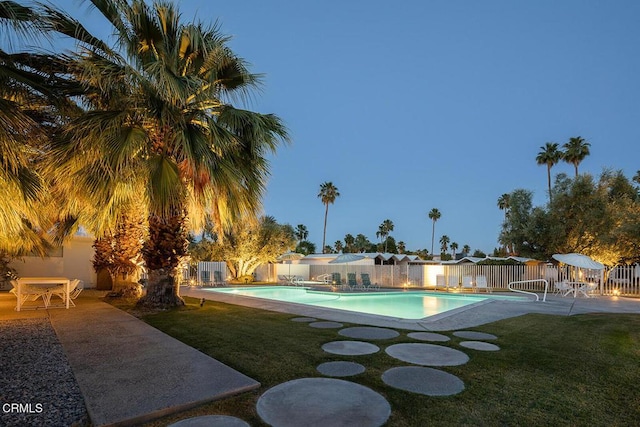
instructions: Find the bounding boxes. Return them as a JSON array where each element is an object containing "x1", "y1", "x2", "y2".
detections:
[{"x1": 10, "y1": 277, "x2": 82, "y2": 311}]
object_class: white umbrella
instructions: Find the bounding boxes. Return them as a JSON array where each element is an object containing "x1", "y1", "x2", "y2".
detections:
[
  {"x1": 329, "y1": 254, "x2": 366, "y2": 287},
  {"x1": 552, "y1": 253, "x2": 604, "y2": 270}
]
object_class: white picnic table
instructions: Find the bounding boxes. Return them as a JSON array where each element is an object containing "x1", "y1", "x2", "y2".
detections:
[{"x1": 15, "y1": 277, "x2": 72, "y2": 311}]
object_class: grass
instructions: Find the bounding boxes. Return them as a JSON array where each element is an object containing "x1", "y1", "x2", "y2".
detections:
[{"x1": 110, "y1": 297, "x2": 640, "y2": 426}]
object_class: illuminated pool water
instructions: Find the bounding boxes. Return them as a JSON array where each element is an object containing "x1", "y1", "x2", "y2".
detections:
[{"x1": 204, "y1": 286, "x2": 525, "y2": 320}]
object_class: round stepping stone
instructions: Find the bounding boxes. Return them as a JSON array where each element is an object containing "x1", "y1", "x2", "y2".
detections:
[
  {"x1": 257, "y1": 378, "x2": 390, "y2": 427},
  {"x1": 382, "y1": 366, "x2": 465, "y2": 396},
  {"x1": 291, "y1": 317, "x2": 317, "y2": 322},
  {"x1": 322, "y1": 340, "x2": 380, "y2": 356},
  {"x1": 407, "y1": 332, "x2": 450, "y2": 342},
  {"x1": 168, "y1": 415, "x2": 250, "y2": 427},
  {"x1": 453, "y1": 331, "x2": 498, "y2": 340},
  {"x1": 317, "y1": 361, "x2": 366, "y2": 377},
  {"x1": 309, "y1": 321, "x2": 344, "y2": 329},
  {"x1": 385, "y1": 343, "x2": 469, "y2": 366},
  {"x1": 459, "y1": 341, "x2": 500, "y2": 351},
  {"x1": 338, "y1": 326, "x2": 400, "y2": 340}
]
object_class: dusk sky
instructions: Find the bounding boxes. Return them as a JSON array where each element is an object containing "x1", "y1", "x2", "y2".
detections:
[{"x1": 55, "y1": 0, "x2": 640, "y2": 254}]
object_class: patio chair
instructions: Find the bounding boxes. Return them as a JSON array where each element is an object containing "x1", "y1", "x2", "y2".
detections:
[
  {"x1": 578, "y1": 282, "x2": 598, "y2": 298},
  {"x1": 475, "y1": 275, "x2": 491, "y2": 293},
  {"x1": 447, "y1": 275, "x2": 460, "y2": 290},
  {"x1": 48, "y1": 279, "x2": 82, "y2": 307},
  {"x1": 331, "y1": 272, "x2": 343, "y2": 289},
  {"x1": 10, "y1": 280, "x2": 50, "y2": 309},
  {"x1": 346, "y1": 273, "x2": 359, "y2": 290},
  {"x1": 462, "y1": 276, "x2": 474, "y2": 292},
  {"x1": 213, "y1": 270, "x2": 227, "y2": 287},
  {"x1": 361, "y1": 273, "x2": 379, "y2": 290},
  {"x1": 554, "y1": 280, "x2": 576, "y2": 297}
]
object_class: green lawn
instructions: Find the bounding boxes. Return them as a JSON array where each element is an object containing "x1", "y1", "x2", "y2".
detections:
[{"x1": 124, "y1": 297, "x2": 640, "y2": 426}]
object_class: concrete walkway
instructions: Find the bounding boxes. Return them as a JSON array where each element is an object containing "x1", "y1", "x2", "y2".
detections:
[{"x1": 0, "y1": 293, "x2": 259, "y2": 427}]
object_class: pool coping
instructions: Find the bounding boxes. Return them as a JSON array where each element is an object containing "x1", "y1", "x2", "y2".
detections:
[{"x1": 181, "y1": 286, "x2": 537, "y2": 331}]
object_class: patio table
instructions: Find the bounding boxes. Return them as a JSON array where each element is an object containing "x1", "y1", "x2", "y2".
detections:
[{"x1": 15, "y1": 277, "x2": 71, "y2": 311}]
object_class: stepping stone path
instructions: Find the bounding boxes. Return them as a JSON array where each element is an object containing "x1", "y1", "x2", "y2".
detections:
[
  {"x1": 309, "y1": 321, "x2": 344, "y2": 329},
  {"x1": 322, "y1": 340, "x2": 380, "y2": 356},
  {"x1": 453, "y1": 331, "x2": 498, "y2": 340},
  {"x1": 407, "y1": 332, "x2": 450, "y2": 342},
  {"x1": 385, "y1": 343, "x2": 469, "y2": 366},
  {"x1": 338, "y1": 326, "x2": 400, "y2": 340},
  {"x1": 290, "y1": 317, "x2": 317, "y2": 322},
  {"x1": 317, "y1": 361, "x2": 366, "y2": 377},
  {"x1": 382, "y1": 366, "x2": 465, "y2": 396},
  {"x1": 459, "y1": 341, "x2": 500, "y2": 351},
  {"x1": 168, "y1": 415, "x2": 250, "y2": 427},
  {"x1": 256, "y1": 378, "x2": 390, "y2": 427}
]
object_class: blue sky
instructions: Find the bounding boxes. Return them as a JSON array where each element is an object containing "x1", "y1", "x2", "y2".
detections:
[{"x1": 56, "y1": 0, "x2": 640, "y2": 254}]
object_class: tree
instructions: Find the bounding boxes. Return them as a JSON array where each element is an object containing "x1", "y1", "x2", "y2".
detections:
[
  {"x1": 354, "y1": 234, "x2": 371, "y2": 253},
  {"x1": 462, "y1": 244, "x2": 471, "y2": 255},
  {"x1": 334, "y1": 240, "x2": 344, "y2": 253},
  {"x1": 48, "y1": 1, "x2": 288, "y2": 307},
  {"x1": 450, "y1": 242, "x2": 459, "y2": 258},
  {"x1": 633, "y1": 170, "x2": 640, "y2": 186},
  {"x1": 563, "y1": 136, "x2": 591, "y2": 177},
  {"x1": 397, "y1": 241, "x2": 406, "y2": 254},
  {"x1": 318, "y1": 182, "x2": 340, "y2": 254},
  {"x1": 294, "y1": 224, "x2": 308, "y2": 243},
  {"x1": 343, "y1": 234, "x2": 355, "y2": 253},
  {"x1": 497, "y1": 193, "x2": 511, "y2": 253},
  {"x1": 498, "y1": 189, "x2": 533, "y2": 256},
  {"x1": 536, "y1": 142, "x2": 562, "y2": 202},
  {"x1": 295, "y1": 240, "x2": 316, "y2": 256},
  {"x1": 439, "y1": 235, "x2": 450, "y2": 255},
  {"x1": 376, "y1": 219, "x2": 394, "y2": 252},
  {"x1": 428, "y1": 208, "x2": 441, "y2": 256}
]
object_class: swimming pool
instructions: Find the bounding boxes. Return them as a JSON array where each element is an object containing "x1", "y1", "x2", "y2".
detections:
[{"x1": 204, "y1": 286, "x2": 523, "y2": 320}]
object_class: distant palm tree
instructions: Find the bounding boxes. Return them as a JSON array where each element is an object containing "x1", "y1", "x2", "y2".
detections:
[
  {"x1": 462, "y1": 244, "x2": 471, "y2": 255},
  {"x1": 397, "y1": 241, "x2": 406, "y2": 254},
  {"x1": 536, "y1": 142, "x2": 562, "y2": 202},
  {"x1": 633, "y1": 170, "x2": 640, "y2": 185},
  {"x1": 343, "y1": 234, "x2": 355, "y2": 252},
  {"x1": 334, "y1": 240, "x2": 344, "y2": 253},
  {"x1": 497, "y1": 194, "x2": 510, "y2": 222},
  {"x1": 428, "y1": 208, "x2": 441, "y2": 256},
  {"x1": 450, "y1": 242, "x2": 459, "y2": 258},
  {"x1": 318, "y1": 182, "x2": 340, "y2": 253},
  {"x1": 563, "y1": 136, "x2": 591, "y2": 177},
  {"x1": 294, "y1": 224, "x2": 308, "y2": 243},
  {"x1": 439, "y1": 235, "x2": 450, "y2": 255},
  {"x1": 376, "y1": 219, "x2": 394, "y2": 252}
]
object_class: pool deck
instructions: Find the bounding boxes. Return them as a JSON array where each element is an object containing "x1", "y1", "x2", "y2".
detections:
[{"x1": 183, "y1": 286, "x2": 640, "y2": 331}]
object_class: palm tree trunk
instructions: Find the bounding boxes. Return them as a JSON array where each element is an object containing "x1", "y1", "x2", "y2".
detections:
[
  {"x1": 547, "y1": 165, "x2": 552, "y2": 203},
  {"x1": 138, "y1": 211, "x2": 188, "y2": 308},
  {"x1": 322, "y1": 203, "x2": 328, "y2": 253},
  {"x1": 431, "y1": 221, "x2": 435, "y2": 255}
]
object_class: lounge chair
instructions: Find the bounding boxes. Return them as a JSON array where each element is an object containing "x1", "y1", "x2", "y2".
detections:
[
  {"x1": 331, "y1": 272, "x2": 343, "y2": 289},
  {"x1": 435, "y1": 274, "x2": 446, "y2": 290},
  {"x1": 10, "y1": 280, "x2": 49, "y2": 309},
  {"x1": 361, "y1": 273, "x2": 379, "y2": 290},
  {"x1": 213, "y1": 270, "x2": 227, "y2": 287},
  {"x1": 346, "y1": 273, "x2": 359, "y2": 290},
  {"x1": 48, "y1": 279, "x2": 82, "y2": 307},
  {"x1": 475, "y1": 275, "x2": 491, "y2": 292},
  {"x1": 462, "y1": 276, "x2": 474, "y2": 292},
  {"x1": 578, "y1": 282, "x2": 598, "y2": 298},
  {"x1": 447, "y1": 275, "x2": 459, "y2": 290}
]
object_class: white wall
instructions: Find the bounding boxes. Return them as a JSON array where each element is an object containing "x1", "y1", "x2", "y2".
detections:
[{"x1": 9, "y1": 236, "x2": 97, "y2": 288}]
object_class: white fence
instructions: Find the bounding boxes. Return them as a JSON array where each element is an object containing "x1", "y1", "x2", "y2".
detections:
[{"x1": 180, "y1": 261, "x2": 640, "y2": 296}]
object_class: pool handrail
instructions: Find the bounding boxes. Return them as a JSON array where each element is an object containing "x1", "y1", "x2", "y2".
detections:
[{"x1": 507, "y1": 279, "x2": 549, "y2": 302}]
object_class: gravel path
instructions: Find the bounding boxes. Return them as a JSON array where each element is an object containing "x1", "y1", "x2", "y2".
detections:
[{"x1": 0, "y1": 318, "x2": 89, "y2": 427}]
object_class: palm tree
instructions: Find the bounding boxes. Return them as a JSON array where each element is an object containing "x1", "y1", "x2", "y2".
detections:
[
  {"x1": 462, "y1": 244, "x2": 471, "y2": 255},
  {"x1": 48, "y1": 1, "x2": 288, "y2": 307},
  {"x1": 450, "y1": 242, "x2": 459, "y2": 258},
  {"x1": 294, "y1": 224, "x2": 308, "y2": 243},
  {"x1": 334, "y1": 240, "x2": 344, "y2": 253},
  {"x1": 497, "y1": 194, "x2": 510, "y2": 222},
  {"x1": 318, "y1": 182, "x2": 340, "y2": 253},
  {"x1": 563, "y1": 136, "x2": 591, "y2": 177},
  {"x1": 536, "y1": 142, "x2": 562, "y2": 202},
  {"x1": 376, "y1": 219, "x2": 394, "y2": 252},
  {"x1": 428, "y1": 208, "x2": 441, "y2": 256},
  {"x1": 343, "y1": 234, "x2": 355, "y2": 253},
  {"x1": 633, "y1": 170, "x2": 640, "y2": 186},
  {"x1": 397, "y1": 241, "x2": 406, "y2": 254},
  {"x1": 439, "y1": 235, "x2": 450, "y2": 255}
]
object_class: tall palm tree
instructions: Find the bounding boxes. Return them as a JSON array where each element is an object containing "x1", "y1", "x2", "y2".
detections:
[
  {"x1": 632, "y1": 170, "x2": 640, "y2": 186},
  {"x1": 334, "y1": 240, "x2": 344, "y2": 253},
  {"x1": 294, "y1": 224, "x2": 308, "y2": 243},
  {"x1": 462, "y1": 244, "x2": 471, "y2": 255},
  {"x1": 318, "y1": 182, "x2": 339, "y2": 253},
  {"x1": 497, "y1": 194, "x2": 510, "y2": 222},
  {"x1": 376, "y1": 219, "x2": 394, "y2": 252},
  {"x1": 397, "y1": 241, "x2": 406, "y2": 254},
  {"x1": 563, "y1": 136, "x2": 591, "y2": 177},
  {"x1": 48, "y1": 1, "x2": 288, "y2": 307},
  {"x1": 428, "y1": 208, "x2": 441, "y2": 256},
  {"x1": 450, "y1": 241, "x2": 458, "y2": 258},
  {"x1": 536, "y1": 142, "x2": 562, "y2": 202}
]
